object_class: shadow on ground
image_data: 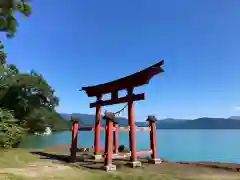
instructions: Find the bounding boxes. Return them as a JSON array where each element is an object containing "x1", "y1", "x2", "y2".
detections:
[
  {"x1": 30, "y1": 151, "x2": 240, "y2": 173},
  {"x1": 30, "y1": 151, "x2": 132, "y2": 171}
]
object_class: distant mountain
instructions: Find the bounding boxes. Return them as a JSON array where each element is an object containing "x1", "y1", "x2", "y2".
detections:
[
  {"x1": 161, "y1": 118, "x2": 183, "y2": 122},
  {"x1": 135, "y1": 121, "x2": 148, "y2": 127},
  {"x1": 156, "y1": 118, "x2": 240, "y2": 129},
  {"x1": 59, "y1": 113, "x2": 129, "y2": 127},
  {"x1": 229, "y1": 116, "x2": 240, "y2": 120},
  {"x1": 59, "y1": 113, "x2": 240, "y2": 129}
]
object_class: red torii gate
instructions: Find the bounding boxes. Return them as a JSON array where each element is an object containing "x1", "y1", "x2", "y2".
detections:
[{"x1": 73, "y1": 60, "x2": 164, "y2": 169}]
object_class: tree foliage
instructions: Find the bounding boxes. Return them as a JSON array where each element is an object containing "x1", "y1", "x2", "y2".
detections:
[
  {"x1": 0, "y1": 41, "x2": 6, "y2": 66},
  {"x1": 0, "y1": 66, "x2": 59, "y2": 119},
  {"x1": 0, "y1": 0, "x2": 33, "y2": 68},
  {"x1": 0, "y1": 108, "x2": 27, "y2": 148},
  {"x1": 0, "y1": 0, "x2": 32, "y2": 38}
]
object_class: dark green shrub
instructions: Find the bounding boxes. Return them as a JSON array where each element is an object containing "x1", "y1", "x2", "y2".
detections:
[
  {"x1": 0, "y1": 108, "x2": 27, "y2": 148},
  {"x1": 118, "y1": 145, "x2": 125, "y2": 152}
]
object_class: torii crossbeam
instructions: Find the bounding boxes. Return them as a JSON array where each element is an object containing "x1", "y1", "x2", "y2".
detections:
[{"x1": 81, "y1": 60, "x2": 164, "y2": 164}]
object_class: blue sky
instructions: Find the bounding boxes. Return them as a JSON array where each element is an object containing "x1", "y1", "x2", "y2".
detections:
[{"x1": 1, "y1": 0, "x2": 240, "y2": 120}]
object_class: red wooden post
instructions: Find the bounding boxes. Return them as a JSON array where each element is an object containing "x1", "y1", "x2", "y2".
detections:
[
  {"x1": 127, "y1": 87, "x2": 141, "y2": 167},
  {"x1": 103, "y1": 112, "x2": 116, "y2": 171},
  {"x1": 113, "y1": 122, "x2": 119, "y2": 153},
  {"x1": 70, "y1": 118, "x2": 79, "y2": 161},
  {"x1": 94, "y1": 95, "x2": 102, "y2": 158},
  {"x1": 104, "y1": 119, "x2": 113, "y2": 166},
  {"x1": 147, "y1": 116, "x2": 161, "y2": 164}
]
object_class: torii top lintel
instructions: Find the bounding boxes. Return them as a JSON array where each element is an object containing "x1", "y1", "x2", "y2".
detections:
[{"x1": 81, "y1": 60, "x2": 164, "y2": 97}]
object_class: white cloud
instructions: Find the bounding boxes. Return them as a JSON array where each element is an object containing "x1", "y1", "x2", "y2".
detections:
[{"x1": 234, "y1": 106, "x2": 240, "y2": 111}]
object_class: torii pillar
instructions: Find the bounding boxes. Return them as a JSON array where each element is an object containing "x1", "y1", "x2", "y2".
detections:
[
  {"x1": 94, "y1": 95, "x2": 102, "y2": 160},
  {"x1": 113, "y1": 122, "x2": 119, "y2": 153},
  {"x1": 103, "y1": 112, "x2": 117, "y2": 171},
  {"x1": 127, "y1": 87, "x2": 141, "y2": 167}
]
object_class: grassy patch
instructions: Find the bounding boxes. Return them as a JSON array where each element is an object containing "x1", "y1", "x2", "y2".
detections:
[
  {"x1": 0, "y1": 173, "x2": 26, "y2": 180},
  {"x1": 0, "y1": 149, "x2": 239, "y2": 180},
  {"x1": 0, "y1": 149, "x2": 39, "y2": 168}
]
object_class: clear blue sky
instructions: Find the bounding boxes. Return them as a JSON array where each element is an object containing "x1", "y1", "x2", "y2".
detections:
[{"x1": 1, "y1": 0, "x2": 240, "y2": 120}]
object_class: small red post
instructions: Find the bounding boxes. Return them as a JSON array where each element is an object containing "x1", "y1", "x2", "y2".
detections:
[
  {"x1": 113, "y1": 122, "x2": 119, "y2": 153},
  {"x1": 150, "y1": 121, "x2": 157, "y2": 159},
  {"x1": 94, "y1": 95, "x2": 102, "y2": 156},
  {"x1": 103, "y1": 112, "x2": 116, "y2": 171},
  {"x1": 147, "y1": 116, "x2": 161, "y2": 164},
  {"x1": 70, "y1": 117, "x2": 79, "y2": 160}
]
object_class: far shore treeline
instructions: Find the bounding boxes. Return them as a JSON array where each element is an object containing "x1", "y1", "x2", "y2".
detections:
[
  {"x1": 60, "y1": 113, "x2": 240, "y2": 129},
  {"x1": 0, "y1": 1, "x2": 71, "y2": 149}
]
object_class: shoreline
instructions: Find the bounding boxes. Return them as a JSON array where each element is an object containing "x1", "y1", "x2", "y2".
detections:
[
  {"x1": 162, "y1": 160, "x2": 240, "y2": 171},
  {"x1": 38, "y1": 144, "x2": 240, "y2": 172}
]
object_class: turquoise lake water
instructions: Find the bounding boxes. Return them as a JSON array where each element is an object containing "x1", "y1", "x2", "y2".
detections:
[{"x1": 20, "y1": 130, "x2": 240, "y2": 163}]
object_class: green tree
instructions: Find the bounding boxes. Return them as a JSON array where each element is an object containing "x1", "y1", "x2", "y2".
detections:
[
  {"x1": 0, "y1": 0, "x2": 32, "y2": 68},
  {"x1": 0, "y1": 108, "x2": 27, "y2": 148},
  {"x1": 0, "y1": 65, "x2": 59, "y2": 121},
  {"x1": 0, "y1": 0, "x2": 32, "y2": 37},
  {"x1": 0, "y1": 41, "x2": 6, "y2": 66}
]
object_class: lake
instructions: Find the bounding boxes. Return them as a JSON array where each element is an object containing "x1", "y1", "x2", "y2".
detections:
[{"x1": 20, "y1": 130, "x2": 240, "y2": 163}]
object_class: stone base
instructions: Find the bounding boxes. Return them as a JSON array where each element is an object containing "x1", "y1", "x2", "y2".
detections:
[
  {"x1": 127, "y1": 161, "x2": 142, "y2": 168},
  {"x1": 104, "y1": 164, "x2": 116, "y2": 172},
  {"x1": 148, "y1": 158, "x2": 162, "y2": 164},
  {"x1": 93, "y1": 154, "x2": 103, "y2": 160}
]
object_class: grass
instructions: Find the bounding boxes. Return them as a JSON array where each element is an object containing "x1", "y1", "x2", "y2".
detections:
[
  {"x1": 0, "y1": 149, "x2": 39, "y2": 168},
  {"x1": 0, "y1": 149, "x2": 239, "y2": 180}
]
